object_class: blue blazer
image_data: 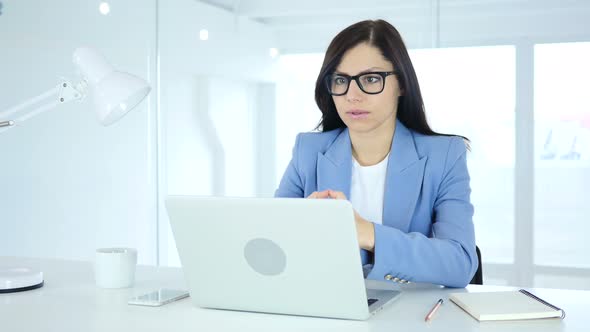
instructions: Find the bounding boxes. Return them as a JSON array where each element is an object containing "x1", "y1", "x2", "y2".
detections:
[{"x1": 275, "y1": 120, "x2": 478, "y2": 287}]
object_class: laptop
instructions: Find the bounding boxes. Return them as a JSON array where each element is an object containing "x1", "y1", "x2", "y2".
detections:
[{"x1": 165, "y1": 196, "x2": 401, "y2": 320}]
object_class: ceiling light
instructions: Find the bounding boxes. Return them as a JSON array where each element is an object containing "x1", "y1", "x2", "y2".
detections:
[
  {"x1": 199, "y1": 29, "x2": 209, "y2": 41},
  {"x1": 99, "y1": 2, "x2": 110, "y2": 15}
]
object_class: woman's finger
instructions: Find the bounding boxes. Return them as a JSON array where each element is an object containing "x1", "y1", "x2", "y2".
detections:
[
  {"x1": 307, "y1": 190, "x2": 330, "y2": 199},
  {"x1": 327, "y1": 190, "x2": 347, "y2": 200},
  {"x1": 315, "y1": 190, "x2": 330, "y2": 198}
]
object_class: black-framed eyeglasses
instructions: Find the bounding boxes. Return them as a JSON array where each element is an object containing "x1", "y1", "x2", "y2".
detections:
[{"x1": 325, "y1": 71, "x2": 397, "y2": 96}]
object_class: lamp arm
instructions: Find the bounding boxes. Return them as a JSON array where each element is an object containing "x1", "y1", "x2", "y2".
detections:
[{"x1": 0, "y1": 80, "x2": 86, "y2": 132}]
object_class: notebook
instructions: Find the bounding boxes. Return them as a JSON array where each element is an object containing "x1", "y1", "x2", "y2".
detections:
[{"x1": 449, "y1": 290, "x2": 566, "y2": 321}]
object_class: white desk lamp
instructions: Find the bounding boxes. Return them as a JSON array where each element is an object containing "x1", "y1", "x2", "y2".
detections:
[
  {"x1": 0, "y1": 47, "x2": 150, "y2": 131},
  {"x1": 0, "y1": 47, "x2": 151, "y2": 293}
]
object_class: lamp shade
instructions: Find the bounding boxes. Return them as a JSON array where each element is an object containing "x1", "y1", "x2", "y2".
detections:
[{"x1": 72, "y1": 47, "x2": 151, "y2": 126}]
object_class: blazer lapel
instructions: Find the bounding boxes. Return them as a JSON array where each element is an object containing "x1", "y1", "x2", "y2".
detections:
[
  {"x1": 383, "y1": 120, "x2": 427, "y2": 232},
  {"x1": 317, "y1": 128, "x2": 352, "y2": 198},
  {"x1": 316, "y1": 122, "x2": 426, "y2": 233}
]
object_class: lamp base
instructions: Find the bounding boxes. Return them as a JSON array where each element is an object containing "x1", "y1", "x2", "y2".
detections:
[{"x1": 0, "y1": 267, "x2": 44, "y2": 293}]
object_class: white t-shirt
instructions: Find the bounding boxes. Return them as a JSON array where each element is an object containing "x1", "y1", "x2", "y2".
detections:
[{"x1": 350, "y1": 154, "x2": 389, "y2": 225}]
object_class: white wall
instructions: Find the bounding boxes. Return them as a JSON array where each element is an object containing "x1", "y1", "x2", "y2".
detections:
[
  {"x1": 0, "y1": 0, "x2": 158, "y2": 264},
  {"x1": 0, "y1": 0, "x2": 279, "y2": 267},
  {"x1": 158, "y1": 0, "x2": 278, "y2": 265}
]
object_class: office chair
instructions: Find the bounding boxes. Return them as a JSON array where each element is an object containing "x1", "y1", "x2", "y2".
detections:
[{"x1": 469, "y1": 246, "x2": 483, "y2": 285}]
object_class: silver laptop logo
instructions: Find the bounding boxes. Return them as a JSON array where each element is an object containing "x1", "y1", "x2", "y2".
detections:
[{"x1": 244, "y1": 238, "x2": 287, "y2": 276}]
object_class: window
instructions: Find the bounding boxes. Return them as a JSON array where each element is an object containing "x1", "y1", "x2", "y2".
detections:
[
  {"x1": 534, "y1": 42, "x2": 590, "y2": 269},
  {"x1": 410, "y1": 46, "x2": 516, "y2": 264}
]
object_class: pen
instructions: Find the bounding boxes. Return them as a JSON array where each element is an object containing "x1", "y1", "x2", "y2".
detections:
[{"x1": 424, "y1": 298, "x2": 444, "y2": 322}]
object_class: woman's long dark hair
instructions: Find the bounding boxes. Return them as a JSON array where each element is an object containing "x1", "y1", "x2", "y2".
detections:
[{"x1": 315, "y1": 19, "x2": 467, "y2": 142}]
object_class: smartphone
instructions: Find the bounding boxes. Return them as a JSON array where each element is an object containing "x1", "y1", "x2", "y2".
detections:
[{"x1": 128, "y1": 288, "x2": 189, "y2": 307}]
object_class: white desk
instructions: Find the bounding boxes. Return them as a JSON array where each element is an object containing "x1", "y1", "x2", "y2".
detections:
[{"x1": 1, "y1": 256, "x2": 587, "y2": 332}]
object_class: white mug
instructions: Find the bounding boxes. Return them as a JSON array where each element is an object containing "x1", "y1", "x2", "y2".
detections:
[{"x1": 94, "y1": 247, "x2": 137, "y2": 288}]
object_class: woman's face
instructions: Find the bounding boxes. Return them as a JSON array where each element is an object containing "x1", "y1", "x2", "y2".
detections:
[{"x1": 331, "y1": 43, "x2": 402, "y2": 135}]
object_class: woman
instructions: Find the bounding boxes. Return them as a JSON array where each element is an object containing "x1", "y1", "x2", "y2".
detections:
[{"x1": 275, "y1": 19, "x2": 478, "y2": 288}]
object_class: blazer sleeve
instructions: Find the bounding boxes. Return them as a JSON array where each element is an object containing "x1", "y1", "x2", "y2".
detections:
[
  {"x1": 367, "y1": 137, "x2": 478, "y2": 287},
  {"x1": 275, "y1": 134, "x2": 305, "y2": 198}
]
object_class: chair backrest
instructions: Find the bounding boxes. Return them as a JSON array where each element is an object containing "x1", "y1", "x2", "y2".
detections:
[{"x1": 469, "y1": 246, "x2": 483, "y2": 285}]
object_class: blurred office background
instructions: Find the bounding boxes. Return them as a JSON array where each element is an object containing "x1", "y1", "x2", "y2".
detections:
[{"x1": 1, "y1": 0, "x2": 588, "y2": 290}]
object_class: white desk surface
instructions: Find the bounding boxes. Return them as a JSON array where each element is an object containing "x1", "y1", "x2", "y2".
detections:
[{"x1": 1, "y1": 256, "x2": 587, "y2": 332}]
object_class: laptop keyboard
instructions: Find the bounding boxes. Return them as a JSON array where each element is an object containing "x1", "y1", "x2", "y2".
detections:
[{"x1": 368, "y1": 298, "x2": 378, "y2": 306}]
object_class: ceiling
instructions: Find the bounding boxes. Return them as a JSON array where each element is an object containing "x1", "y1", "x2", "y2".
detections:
[
  {"x1": 198, "y1": 0, "x2": 589, "y2": 26},
  {"x1": 196, "y1": 0, "x2": 590, "y2": 53}
]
